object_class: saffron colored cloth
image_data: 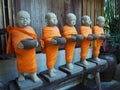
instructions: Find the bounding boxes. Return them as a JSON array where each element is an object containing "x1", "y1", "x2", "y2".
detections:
[
  {"x1": 62, "y1": 25, "x2": 77, "y2": 63},
  {"x1": 80, "y1": 26, "x2": 92, "y2": 60},
  {"x1": 93, "y1": 25, "x2": 104, "y2": 57},
  {"x1": 6, "y1": 26, "x2": 37, "y2": 73},
  {"x1": 40, "y1": 26, "x2": 61, "y2": 69}
]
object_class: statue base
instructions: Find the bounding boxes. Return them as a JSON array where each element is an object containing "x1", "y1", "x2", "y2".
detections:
[
  {"x1": 75, "y1": 61, "x2": 97, "y2": 74},
  {"x1": 87, "y1": 58, "x2": 108, "y2": 72},
  {"x1": 59, "y1": 64, "x2": 83, "y2": 75},
  {"x1": 41, "y1": 70, "x2": 67, "y2": 83},
  {"x1": 16, "y1": 77, "x2": 43, "y2": 90}
]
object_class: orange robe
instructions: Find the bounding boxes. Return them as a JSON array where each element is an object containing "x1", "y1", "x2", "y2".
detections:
[
  {"x1": 79, "y1": 26, "x2": 92, "y2": 60},
  {"x1": 93, "y1": 25, "x2": 104, "y2": 57},
  {"x1": 62, "y1": 25, "x2": 77, "y2": 63},
  {"x1": 6, "y1": 26, "x2": 37, "y2": 73},
  {"x1": 40, "y1": 26, "x2": 61, "y2": 69}
]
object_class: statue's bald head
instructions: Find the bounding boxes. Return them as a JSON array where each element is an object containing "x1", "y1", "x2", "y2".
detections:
[
  {"x1": 66, "y1": 13, "x2": 76, "y2": 26},
  {"x1": 16, "y1": 10, "x2": 30, "y2": 27},
  {"x1": 16, "y1": 10, "x2": 30, "y2": 19},
  {"x1": 81, "y1": 15, "x2": 92, "y2": 26},
  {"x1": 97, "y1": 16, "x2": 105, "y2": 22},
  {"x1": 45, "y1": 12, "x2": 56, "y2": 20},
  {"x1": 45, "y1": 12, "x2": 58, "y2": 26},
  {"x1": 96, "y1": 16, "x2": 105, "y2": 27}
]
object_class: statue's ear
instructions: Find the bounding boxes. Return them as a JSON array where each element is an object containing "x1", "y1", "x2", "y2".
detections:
[
  {"x1": 82, "y1": 20, "x2": 84, "y2": 24},
  {"x1": 66, "y1": 19, "x2": 68, "y2": 24},
  {"x1": 45, "y1": 18, "x2": 48, "y2": 22}
]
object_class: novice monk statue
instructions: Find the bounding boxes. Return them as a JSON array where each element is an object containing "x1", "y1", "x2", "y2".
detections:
[
  {"x1": 93, "y1": 16, "x2": 110, "y2": 61},
  {"x1": 40, "y1": 12, "x2": 66, "y2": 77},
  {"x1": 79, "y1": 15, "x2": 93, "y2": 65},
  {"x1": 62, "y1": 13, "x2": 83, "y2": 69},
  {"x1": 6, "y1": 10, "x2": 40, "y2": 82}
]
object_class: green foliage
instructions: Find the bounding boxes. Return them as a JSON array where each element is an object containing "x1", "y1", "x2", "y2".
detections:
[
  {"x1": 108, "y1": 16, "x2": 120, "y2": 48},
  {"x1": 104, "y1": 0, "x2": 120, "y2": 62},
  {"x1": 104, "y1": 0, "x2": 116, "y2": 33},
  {"x1": 109, "y1": 16, "x2": 120, "y2": 34}
]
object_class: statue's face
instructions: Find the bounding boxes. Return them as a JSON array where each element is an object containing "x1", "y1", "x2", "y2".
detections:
[
  {"x1": 67, "y1": 17, "x2": 76, "y2": 26},
  {"x1": 16, "y1": 13, "x2": 30, "y2": 27},
  {"x1": 48, "y1": 14, "x2": 58, "y2": 26},
  {"x1": 97, "y1": 19, "x2": 105, "y2": 27}
]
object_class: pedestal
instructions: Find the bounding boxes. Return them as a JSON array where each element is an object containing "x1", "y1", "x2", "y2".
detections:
[
  {"x1": 59, "y1": 64, "x2": 83, "y2": 75},
  {"x1": 41, "y1": 70, "x2": 67, "y2": 83},
  {"x1": 16, "y1": 77, "x2": 43, "y2": 90},
  {"x1": 87, "y1": 58, "x2": 108, "y2": 72},
  {"x1": 75, "y1": 61, "x2": 97, "y2": 74}
]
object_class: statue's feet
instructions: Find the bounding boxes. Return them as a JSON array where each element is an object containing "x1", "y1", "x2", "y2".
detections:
[
  {"x1": 49, "y1": 69, "x2": 56, "y2": 77},
  {"x1": 82, "y1": 60, "x2": 89, "y2": 66},
  {"x1": 31, "y1": 72, "x2": 40, "y2": 82},
  {"x1": 66, "y1": 63, "x2": 74, "y2": 70},
  {"x1": 94, "y1": 57, "x2": 100, "y2": 61},
  {"x1": 18, "y1": 73, "x2": 25, "y2": 81},
  {"x1": 53, "y1": 68, "x2": 57, "y2": 73}
]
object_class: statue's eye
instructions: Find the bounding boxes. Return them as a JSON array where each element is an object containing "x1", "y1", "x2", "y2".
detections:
[{"x1": 20, "y1": 18, "x2": 24, "y2": 20}]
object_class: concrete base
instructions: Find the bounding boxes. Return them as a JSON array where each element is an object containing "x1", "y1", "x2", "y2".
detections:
[
  {"x1": 41, "y1": 70, "x2": 67, "y2": 83},
  {"x1": 59, "y1": 64, "x2": 83, "y2": 75},
  {"x1": 87, "y1": 58, "x2": 108, "y2": 72},
  {"x1": 75, "y1": 61, "x2": 97, "y2": 74},
  {"x1": 16, "y1": 77, "x2": 43, "y2": 90}
]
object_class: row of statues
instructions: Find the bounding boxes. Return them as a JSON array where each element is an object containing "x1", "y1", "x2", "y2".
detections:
[{"x1": 6, "y1": 10, "x2": 110, "y2": 83}]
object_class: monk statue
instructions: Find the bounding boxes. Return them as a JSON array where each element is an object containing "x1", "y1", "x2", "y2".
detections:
[
  {"x1": 62, "y1": 13, "x2": 83, "y2": 69},
  {"x1": 40, "y1": 12, "x2": 66, "y2": 77},
  {"x1": 93, "y1": 16, "x2": 110, "y2": 61},
  {"x1": 79, "y1": 15, "x2": 93, "y2": 65},
  {"x1": 6, "y1": 10, "x2": 40, "y2": 82}
]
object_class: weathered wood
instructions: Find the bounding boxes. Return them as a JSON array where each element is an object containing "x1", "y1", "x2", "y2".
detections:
[
  {"x1": 72, "y1": 0, "x2": 82, "y2": 31},
  {"x1": 87, "y1": 0, "x2": 91, "y2": 17},
  {"x1": 82, "y1": 0, "x2": 87, "y2": 15},
  {"x1": 91, "y1": 0, "x2": 95, "y2": 26},
  {"x1": 0, "y1": 0, "x2": 3, "y2": 29},
  {"x1": 6, "y1": 0, "x2": 104, "y2": 51},
  {"x1": 8, "y1": 0, "x2": 15, "y2": 26},
  {"x1": 12, "y1": 0, "x2": 82, "y2": 51},
  {"x1": 82, "y1": 0, "x2": 104, "y2": 25}
]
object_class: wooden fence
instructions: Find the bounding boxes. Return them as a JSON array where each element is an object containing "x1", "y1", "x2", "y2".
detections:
[
  {"x1": 83, "y1": 0, "x2": 104, "y2": 26},
  {"x1": 0, "y1": 0, "x2": 104, "y2": 54}
]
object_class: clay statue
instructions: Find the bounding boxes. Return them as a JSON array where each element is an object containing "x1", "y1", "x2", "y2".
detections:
[
  {"x1": 6, "y1": 10, "x2": 40, "y2": 82},
  {"x1": 40, "y1": 12, "x2": 66, "y2": 77},
  {"x1": 62, "y1": 13, "x2": 83, "y2": 69},
  {"x1": 93, "y1": 16, "x2": 110, "y2": 61},
  {"x1": 79, "y1": 15, "x2": 93, "y2": 65}
]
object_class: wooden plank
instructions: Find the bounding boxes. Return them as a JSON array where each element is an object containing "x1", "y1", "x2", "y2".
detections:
[
  {"x1": 0, "y1": 0, "x2": 3, "y2": 29},
  {"x1": 8, "y1": 0, "x2": 15, "y2": 26},
  {"x1": 96, "y1": 0, "x2": 102, "y2": 17},
  {"x1": 87, "y1": 0, "x2": 91, "y2": 16},
  {"x1": 82, "y1": 0, "x2": 87, "y2": 15},
  {"x1": 101, "y1": 0, "x2": 104, "y2": 16},
  {"x1": 72, "y1": 0, "x2": 82, "y2": 30},
  {"x1": 98, "y1": 0, "x2": 102, "y2": 16},
  {"x1": 50, "y1": 0, "x2": 65, "y2": 30},
  {"x1": 1, "y1": 0, "x2": 6, "y2": 28},
  {"x1": 94, "y1": 0, "x2": 97, "y2": 25},
  {"x1": 91, "y1": 0, "x2": 95, "y2": 26}
]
